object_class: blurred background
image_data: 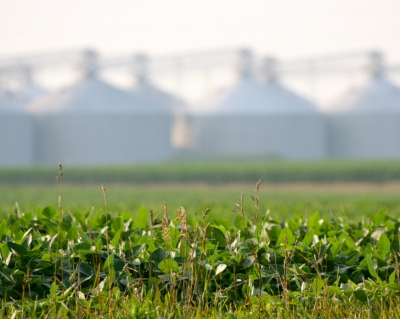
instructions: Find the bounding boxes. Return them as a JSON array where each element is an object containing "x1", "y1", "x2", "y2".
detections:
[{"x1": 1, "y1": 0, "x2": 400, "y2": 166}]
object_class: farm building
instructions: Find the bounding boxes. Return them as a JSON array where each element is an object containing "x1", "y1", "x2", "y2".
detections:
[
  {"x1": 29, "y1": 75, "x2": 173, "y2": 166},
  {"x1": 0, "y1": 93, "x2": 33, "y2": 166},
  {"x1": 187, "y1": 72, "x2": 326, "y2": 160},
  {"x1": 131, "y1": 79, "x2": 189, "y2": 149},
  {"x1": 131, "y1": 80, "x2": 186, "y2": 114},
  {"x1": 327, "y1": 75, "x2": 400, "y2": 159}
]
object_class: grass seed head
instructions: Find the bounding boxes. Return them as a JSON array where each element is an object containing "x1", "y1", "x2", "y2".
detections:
[
  {"x1": 226, "y1": 231, "x2": 232, "y2": 250},
  {"x1": 202, "y1": 208, "x2": 210, "y2": 225},
  {"x1": 177, "y1": 206, "x2": 189, "y2": 240},
  {"x1": 202, "y1": 222, "x2": 210, "y2": 250},
  {"x1": 162, "y1": 202, "x2": 171, "y2": 244}
]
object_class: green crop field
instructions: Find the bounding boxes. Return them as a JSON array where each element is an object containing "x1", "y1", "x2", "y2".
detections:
[
  {"x1": 2, "y1": 159, "x2": 400, "y2": 185},
  {"x1": 0, "y1": 162, "x2": 400, "y2": 318},
  {"x1": 2, "y1": 182, "x2": 400, "y2": 222}
]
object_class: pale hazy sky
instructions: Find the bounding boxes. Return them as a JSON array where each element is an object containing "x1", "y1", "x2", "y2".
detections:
[
  {"x1": 1, "y1": 0, "x2": 400, "y2": 108},
  {"x1": 1, "y1": 0, "x2": 400, "y2": 63}
]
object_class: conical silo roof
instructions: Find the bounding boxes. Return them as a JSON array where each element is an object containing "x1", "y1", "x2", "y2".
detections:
[
  {"x1": 196, "y1": 77, "x2": 317, "y2": 114},
  {"x1": 331, "y1": 76, "x2": 400, "y2": 113},
  {"x1": 29, "y1": 77, "x2": 167, "y2": 114},
  {"x1": 131, "y1": 81, "x2": 186, "y2": 113}
]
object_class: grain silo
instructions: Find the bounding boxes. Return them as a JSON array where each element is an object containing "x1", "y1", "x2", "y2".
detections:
[
  {"x1": 130, "y1": 54, "x2": 188, "y2": 150},
  {"x1": 132, "y1": 81, "x2": 190, "y2": 150},
  {"x1": 29, "y1": 50, "x2": 173, "y2": 166},
  {"x1": 188, "y1": 54, "x2": 326, "y2": 160},
  {"x1": 0, "y1": 93, "x2": 33, "y2": 166},
  {"x1": 327, "y1": 53, "x2": 400, "y2": 159}
]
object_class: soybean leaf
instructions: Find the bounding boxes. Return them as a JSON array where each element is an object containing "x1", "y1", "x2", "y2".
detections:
[
  {"x1": 1, "y1": 243, "x2": 9, "y2": 260},
  {"x1": 103, "y1": 254, "x2": 115, "y2": 274},
  {"x1": 42, "y1": 206, "x2": 57, "y2": 220},
  {"x1": 73, "y1": 242, "x2": 92, "y2": 253},
  {"x1": 371, "y1": 209, "x2": 386, "y2": 227},
  {"x1": 7, "y1": 242, "x2": 27, "y2": 257},
  {"x1": 308, "y1": 211, "x2": 320, "y2": 230},
  {"x1": 206, "y1": 226, "x2": 226, "y2": 246},
  {"x1": 377, "y1": 233, "x2": 390, "y2": 259},
  {"x1": 354, "y1": 289, "x2": 368, "y2": 303},
  {"x1": 179, "y1": 241, "x2": 191, "y2": 258},
  {"x1": 0, "y1": 220, "x2": 9, "y2": 238},
  {"x1": 110, "y1": 228, "x2": 122, "y2": 247},
  {"x1": 136, "y1": 206, "x2": 149, "y2": 229},
  {"x1": 151, "y1": 247, "x2": 167, "y2": 264},
  {"x1": 242, "y1": 256, "x2": 255, "y2": 268},
  {"x1": 366, "y1": 255, "x2": 382, "y2": 283},
  {"x1": 71, "y1": 221, "x2": 93, "y2": 243},
  {"x1": 276, "y1": 227, "x2": 295, "y2": 246},
  {"x1": 311, "y1": 277, "x2": 328, "y2": 293},
  {"x1": 50, "y1": 281, "x2": 58, "y2": 299},
  {"x1": 339, "y1": 233, "x2": 356, "y2": 249},
  {"x1": 158, "y1": 259, "x2": 179, "y2": 273},
  {"x1": 300, "y1": 229, "x2": 315, "y2": 249}
]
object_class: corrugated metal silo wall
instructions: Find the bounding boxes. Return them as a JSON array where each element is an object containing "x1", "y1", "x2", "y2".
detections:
[
  {"x1": 32, "y1": 114, "x2": 173, "y2": 165},
  {"x1": 0, "y1": 114, "x2": 34, "y2": 166},
  {"x1": 326, "y1": 114, "x2": 400, "y2": 159},
  {"x1": 188, "y1": 114, "x2": 327, "y2": 160}
]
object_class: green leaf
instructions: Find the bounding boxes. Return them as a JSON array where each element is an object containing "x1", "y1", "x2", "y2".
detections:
[
  {"x1": 308, "y1": 211, "x2": 320, "y2": 229},
  {"x1": 276, "y1": 227, "x2": 295, "y2": 246},
  {"x1": 110, "y1": 228, "x2": 122, "y2": 247},
  {"x1": 339, "y1": 233, "x2": 356, "y2": 249},
  {"x1": 206, "y1": 226, "x2": 226, "y2": 246},
  {"x1": 366, "y1": 255, "x2": 382, "y2": 283},
  {"x1": 129, "y1": 244, "x2": 146, "y2": 258},
  {"x1": 179, "y1": 241, "x2": 191, "y2": 258},
  {"x1": 330, "y1": 241, "x2": 344, "y2": 258},
  {"x1": 112, "y1": 217, "x2": 124, "y2": 231},
  {"x1": 35, "y1": 205, "x2": 43, "y2": 219},
  {"x1": 269, "y1": 225, "x2": 281, "y2": 241},
  {"x1": 1, "y1": 244, "x2": 10, "y2": 263},
  {"x1": 72, "y1": 242, "x2": 92, "y2": 253},
  {"x1": 242, "y1": 256, "x2": 255, "y2": 268},
  {"x1": 234, "y1": 215, "x2": 243, "y2": 229},
  {"x1": 50, "y1": 281, "x2": 58, "y2": 299},
  {"x1": 353, "y1": 289, "x2": 368, "y2": 303},
  {"x1": 158, "y1": 259, "x2": 179, "y2": 273},
  {"x1": 136, "y1": 206, "x2": 149, "y2": 229},
  {"x1": 71, "y1": 221, "x2": 93, "y2": 243},
  {"x1": 311, "y1": 277, "x2": 328, "y2": 293},
  {"x1": 103, "y1": 254, "x2": 114, "y2": 274},
  {"x1": 300, "y1": 229, "x2": 315, "y2": 249},
  {"x1": 371, "y1": 209, "x2": 386, "y2": 227},
  {"x1": 151, "y1": 247, "x2": 167, "y2": 264},
  {"x1": 0, "y1": 220, "x2": 9, "y2": 238},
  {"x1": 42, "y1": 206, "x2": 57, "y2": 219},
  {"x1": 7, "y1": 242, "x2": 27, "y2": 257},
  {"x1": 389, "y1": 269, "x2": 396, "y2": 284},
  {"x1": 377, "y1": 233, "x2": 390, "y2": 259}
]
